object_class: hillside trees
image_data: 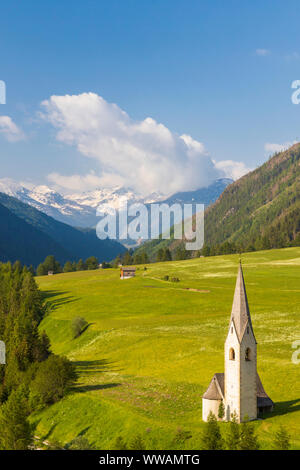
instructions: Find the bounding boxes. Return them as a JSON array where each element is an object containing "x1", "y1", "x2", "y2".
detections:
[
  {"x1": 0, "y1": 261, "x2": 77, "y2": 449},
  {"x1": 0, "y1": 386, "x2": 33, "y2": 450}
]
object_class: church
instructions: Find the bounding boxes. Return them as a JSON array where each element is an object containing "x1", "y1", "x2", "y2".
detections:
[{"x1": 202, "y1": 263, "x2": 273, "y2": 422}]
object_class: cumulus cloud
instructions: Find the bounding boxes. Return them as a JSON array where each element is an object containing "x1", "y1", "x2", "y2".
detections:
[
  {"x1": 0, "y1": 116, "x2": 24, "y2": 142},
  {"x1": 41, "y1": 92, "x2": 246, "y2": 195},
  {"x1": 213, "y1": 160, "x2": 251, "y2": 180},
  {"x1": 47, "y1": 171, "x2": 126, "y2": 192},
  {"x1": 255, "y1": 48, "x2": 270, "y2": 56},
  {"x1": 264, "y1": 141, "x2": 298, "y2": 155}
]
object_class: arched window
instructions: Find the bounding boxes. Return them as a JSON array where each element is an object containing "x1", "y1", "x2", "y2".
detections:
[
  {"x1": 245, "y1": 348, "x2": 251, "y2": 361},
  {"x1": 229, "y1": 348, "x2": 235, "y2": 360}
]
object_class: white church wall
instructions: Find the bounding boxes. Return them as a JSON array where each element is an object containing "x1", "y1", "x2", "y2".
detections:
[
  {"x1": 240, "y1": 328, "x2": 257, "y2": 421},
  {"x1": 202, "y1": 398, "x2": 222, "y2": 421},
  {"x1": 224, "y1": 321, "x2": 241, "y2": 421}
]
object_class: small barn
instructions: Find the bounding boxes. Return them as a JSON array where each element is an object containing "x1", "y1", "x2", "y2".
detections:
[
  {"x1": 48, "y1": 271, "x2": 54, "y2": 276},
  {"x1": 120, "y1": 267, "x2": 136, "y2": 279}
]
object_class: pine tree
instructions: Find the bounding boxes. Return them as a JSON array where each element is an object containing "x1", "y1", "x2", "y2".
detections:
[
  {"x1": 201, "y1": 411, "x2": 224, "y2": 450},
  {"x1": 156, "y1": 248, "x2": 164, "y2": 262},
  {"x1": 226, "y1": 411, "x2": 240, "y2": 450},
  {"x1": 163, "y1": 248, "x2": 172, "y2": 261},
  {"x1": 272, "y1": 425, "x2": 291, "y2": 450},
  {"x1": 63, "y1": 261, "x2": 73, "y2": 273},
  {"x1": 0, "y1": 386, "x2": 33, "y2": 450},
  {"x1": 77, "y1": 259, "x2": 86, "y2": 271},
  {"x1": 85, "y1": 256, "x2": 99, "y2": 270},
  {"x1": 218, "y1": 400, "x2": 225, "y2": 420},
  {"x1": 123, "y1": 251, "x2": 133, "y2": 265},
  {"x1": 239, "y1": 420, "x2": 259, "y2": 450}
]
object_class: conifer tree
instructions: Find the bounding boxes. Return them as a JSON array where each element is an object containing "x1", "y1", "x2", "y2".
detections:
[
  {"x1": 226, "y1": 411, "x2": 240, "y2": 450},
  {"x1": 77, "y1": 259, "x2": 86, "y2": 271},
  {"x1": 272, "y1": 425, "x2": 291, "y2": 450},
  {"x1": 218, "y1": 400, "x2": 225, "y2": 420},
  {"x1": 239, "y1": 419, "x2": 259, "y2": 450},
  {"x1": 0, "y1": 386, "x2": 33, "y2": 450},
  {"x1": 201, "y1": 411, "x2": 224, "y2": 450},
  {"x1": 63, "y1": 261, "x2": 73, "y2": 273}
]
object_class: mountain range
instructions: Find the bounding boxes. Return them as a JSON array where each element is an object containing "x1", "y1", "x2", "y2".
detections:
[
  {"x1": 0, "y1": 192, "x2": 125, "y2": 266},
  {"x1": 0, "y1": 178, "x2": 232, "y2": 229}
]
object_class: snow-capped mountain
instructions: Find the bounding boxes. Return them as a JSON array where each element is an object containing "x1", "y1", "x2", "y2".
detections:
[
  {"x1": 0, "y1": 179, "x2": 164, "y2": 228},
  {"x1": 0, "y1": 178, "x2": 232, "y2": 230}
]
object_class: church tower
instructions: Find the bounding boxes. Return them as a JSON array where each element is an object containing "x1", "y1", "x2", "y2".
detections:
[
  {"x1": 202, "y1": 263, "x2": 273, "y2": 422},
  {"x1": 224, "y1": 262, "x2": 257, "y2": 422}
]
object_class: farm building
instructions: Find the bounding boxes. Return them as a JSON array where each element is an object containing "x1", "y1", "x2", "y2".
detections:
[{"x1": 120, "y1": 267, "x2": 136, "y2": 279}]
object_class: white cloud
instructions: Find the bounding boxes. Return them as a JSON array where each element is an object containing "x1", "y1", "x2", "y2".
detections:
[
  {"x1": 47, "y1": 171, "x2": 124, "y2": 192},
  {"x1": 0, "y1": 116, "x2": 24, "y2": 142},
  {"x1": 213, "y1": 160, "x2": 251, "y2": 180},
  {"x1": 41, "y1": 92, "x2": 246, "y2": 195},
  {"x1": 255, "y1": 48, "x2": 270, "y2": 56},
  {"x1": 264, "y1": 141, "x2": 298, "y2": 154}
]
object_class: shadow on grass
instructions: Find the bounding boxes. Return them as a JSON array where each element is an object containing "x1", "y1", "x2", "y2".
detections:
[
  {"x1": 264, "y1": 398, "x2": 300, "y2": 418},
  {"x1": 71, "y1": 359, "x2": 122, "y2": 394},
  {"x1": 41, "y1": 289, "x2": 79, "y2": 312},
  {"x1": 73, "y1": 359, "x2": 121, "y2": 374},
  {"x1": 76, "y1": 383, "x2": 121, "y2": 393}
]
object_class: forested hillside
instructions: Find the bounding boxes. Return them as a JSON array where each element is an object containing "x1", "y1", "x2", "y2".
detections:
[
  {"x1": 0, "y1": 193, "x2": 125, "y2": 266},
  {"x1": 137, "y1": 143, "x2": 300, "y2": 260}
]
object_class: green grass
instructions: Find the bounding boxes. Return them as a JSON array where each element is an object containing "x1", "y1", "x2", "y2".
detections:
[{"x1": 33, "y1": 247, "x2": 300, "y2": 449}]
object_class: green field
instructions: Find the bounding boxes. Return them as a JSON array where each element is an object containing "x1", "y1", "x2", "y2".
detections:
[{"x1": 34, "y1": 247, "x2": 300, "y2": 449}]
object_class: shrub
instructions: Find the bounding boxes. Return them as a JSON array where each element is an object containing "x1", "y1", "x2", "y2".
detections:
[
  {"x1": 29, "y1": 355, "x2": 77, "y2": 407},
  {"x1": 71, "y1": 316, "x2": 88, "y2": 339},
  {"x1": 68, "y1": 436, "x2": 94, "y2": 450}
]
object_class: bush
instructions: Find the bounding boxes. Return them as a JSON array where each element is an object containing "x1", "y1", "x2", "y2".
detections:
[
  {"x1": 71, "y1": 317, "x2": 88, "y2": 339},
  {"x1": 163, "y1": 275, "x2": 169, "y2": 281},
  {"x1": 29, "y1": 355, "x2": 77, "y2": 407},
  {"x1": 68, "y1": 436, "x2": 94, "y2": 450}
]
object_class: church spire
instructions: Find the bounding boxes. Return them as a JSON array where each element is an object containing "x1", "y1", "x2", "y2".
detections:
[{"x1": 229, "y1": 262, "x2": 256, "y2": 343}]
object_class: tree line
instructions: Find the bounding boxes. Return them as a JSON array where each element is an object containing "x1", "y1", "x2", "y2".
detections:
[
  {"x1": 36, "y1": 255, "x2": 103, "y2": 276},
  {"x1": 0, "y1": 261, "x2": 77, "y2": 450}
]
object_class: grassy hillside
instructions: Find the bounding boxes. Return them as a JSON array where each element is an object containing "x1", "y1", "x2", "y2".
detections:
[{"x1": 34, "y1": 248, "x2": 300, "y2": 449}]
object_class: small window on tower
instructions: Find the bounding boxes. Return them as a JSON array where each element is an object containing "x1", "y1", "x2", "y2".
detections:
[
  {"x1": 245, "y1": 348, "x2": 251, "y2": 361},
  {"x1": 247, "y1": 326, "x2": 249, "y2": 334},
  {"x1": 229, "y1": 348, "x2": 235, "y2": 360},
  {"x1": 231, "y1": 326, "x2": 233, "y2": 333}
]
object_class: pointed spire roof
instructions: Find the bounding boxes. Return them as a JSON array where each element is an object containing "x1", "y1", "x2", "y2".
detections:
[
  {"x1": 229, "y1": 262, "x2": 256, "y2": 343},
  {"x1": 202, "y1": 373, "x2": 224, "y2": 400}
]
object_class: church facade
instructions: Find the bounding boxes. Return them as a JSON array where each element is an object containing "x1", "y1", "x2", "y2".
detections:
[{"x1": 202, "y1": 263, "x2": 273, "y2": 422}]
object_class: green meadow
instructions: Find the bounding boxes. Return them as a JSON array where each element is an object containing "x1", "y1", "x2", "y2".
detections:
[{"x1": 34, "y1": 247, "x2": 300, "y2": 449}]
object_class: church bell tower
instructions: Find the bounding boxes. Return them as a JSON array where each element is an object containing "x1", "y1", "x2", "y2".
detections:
[{"x1": 224, "y1": 263, "x2": 257, "y2": 422}]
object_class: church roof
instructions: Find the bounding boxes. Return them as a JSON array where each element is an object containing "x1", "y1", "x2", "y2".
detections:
[
  {"x1": 256, "y1": 373, "x2": 274, "y2": 408},
  {"x1": 202, "y1": 372, "x2": 273, "y2": 408},
  {"x1": 202, "y1": 373, "x2": 224, "y2": 400},
  {"x1": 229, "y1": 263, "x2": 256, "y2": 343}
]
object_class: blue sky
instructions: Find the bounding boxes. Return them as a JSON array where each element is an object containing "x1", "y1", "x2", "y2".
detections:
[{"x1": 0, "y1": 0, "x2": 300, "y2": 195}]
